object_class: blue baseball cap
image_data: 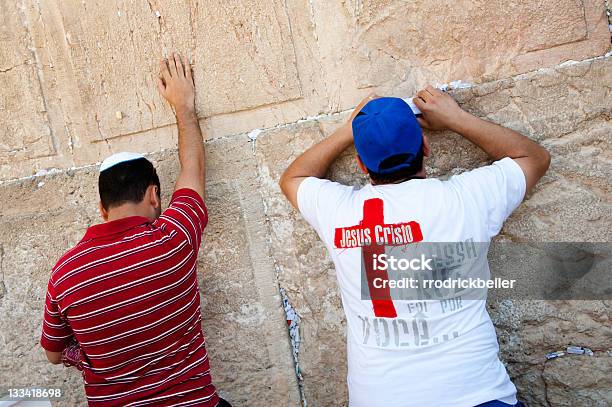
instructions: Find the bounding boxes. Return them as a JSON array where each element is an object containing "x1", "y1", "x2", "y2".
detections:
[{"x1": 352, "y1": 97, "x2": 423, "y2": 175}]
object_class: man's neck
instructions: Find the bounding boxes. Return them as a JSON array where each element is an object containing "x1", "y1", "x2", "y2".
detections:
[
  {"x1": 370, "y1": 169, "x2": 427, "y2": 186},
  {"x1": 106, "y1": 203, "x2": 151, "y2": 222}
]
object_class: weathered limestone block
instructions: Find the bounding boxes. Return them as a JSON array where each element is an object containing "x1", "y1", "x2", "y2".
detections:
[
  {"x1": 0, "y1": 139, "x2": 300, "y2": 406},
  {"x1": 56, "y1": 0, "x2": 192, "y2": 142},
  {"x1": 0, "y1": 0, "x2": 55, "y2": 167},
  {"x1": 0, "y1": 0, "x2": 327, "y2": 180},
  {"x1": 309, "y1": 0, "x2": 610, "y2": 112},
  {"x1": 58, "y1": 0, "x2": 302, "y2": 137},
  {"x1": 0, "y1": 171, "x2": 101, "y2": 406},
  {"x1": 492, "y1": 300, "x2": 611, "y2": 407},
  {"x1": 191, "y1": 0, "x2": 302, "y2": 116}
]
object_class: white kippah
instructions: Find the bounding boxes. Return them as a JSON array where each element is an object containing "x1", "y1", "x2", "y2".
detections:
[{"x1": 100, "y1": 152, "x2": 145, "y2": 172}]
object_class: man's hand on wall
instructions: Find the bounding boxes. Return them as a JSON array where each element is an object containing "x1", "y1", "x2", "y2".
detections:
[
  {"x1": 157, "y1": 52, "x2": 196, "y2": 116},
  {"x1": 413, "y1": 86, "x2": 550, "y2": 193},
  {"x1": 413, "y1": 85, "x2": 466, "y2": 131}
]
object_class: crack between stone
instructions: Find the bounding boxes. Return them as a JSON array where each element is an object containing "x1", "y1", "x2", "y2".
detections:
[
  {"x1": 0, "y1": 245, "x2": 5, "y2": 301},
  {"x1": 0, "y1": 63, "x2": 27, "y2": 73},
  {"x1": 248, "y1": 145, "x2": 308, "y2": 406}
]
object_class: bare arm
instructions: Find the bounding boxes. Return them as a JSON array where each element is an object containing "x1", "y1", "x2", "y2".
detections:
[
  {"x1": 157, "y1": 52, "x2": 206, "y2": 199},
  {"x1": 413, "y1": 86, "x2": 550, "y2": 192},
  {"x1": 280, "y1": 94, "x2": 377, "y2": 209},
  {"x1": 45, "y1": 350, "x2": 62, "y2": 364}
]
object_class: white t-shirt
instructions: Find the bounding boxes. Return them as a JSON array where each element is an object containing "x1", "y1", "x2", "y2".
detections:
[{"x1": 297, "y1": 157, "x2": 526, "y2": 407}]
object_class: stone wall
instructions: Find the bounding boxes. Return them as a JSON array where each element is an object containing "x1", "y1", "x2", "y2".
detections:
[{"x1": 0, "y1": 1, "x2": 610, "y2": 406}]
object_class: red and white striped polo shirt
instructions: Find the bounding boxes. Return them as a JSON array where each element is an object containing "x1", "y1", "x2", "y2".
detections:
[{"x1": 41, "y1": 188, "x2": 219, "y2": 407}]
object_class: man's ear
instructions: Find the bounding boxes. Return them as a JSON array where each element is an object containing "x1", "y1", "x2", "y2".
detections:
[
  {"x1": 99, "y1": 201, "x2": 109, "y2": 222},
  {"x1": 422, "y1": 135, "x2": 431, "y2": 157},
  {"x1": 148, "y1": 185, "x2": 161, "y2": 209},
  {"x1": 356, "y1": 155, "x2": 368, "y2": 174}
]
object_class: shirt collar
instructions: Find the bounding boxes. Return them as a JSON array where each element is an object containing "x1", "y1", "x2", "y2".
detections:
[{"x1": 82, "y1": 216, "x2": 152, "y2": 241}]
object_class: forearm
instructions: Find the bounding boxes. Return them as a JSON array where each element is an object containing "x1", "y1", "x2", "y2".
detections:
[
  {"x1": 45, "y1": 349, "x2": 62, "y2": 364},
  {"x1": 176, "y1": 109, "x2": 205, "y2": 175},
  {"x1": 282, "y1": 124, "x2": 353, "y2": 180},
  {"x1": 450, "y1": 111, "x2": 546, "y2": 161},
  {"x1": 173, "y1": 108, "x2": 206, "y2": 197}
]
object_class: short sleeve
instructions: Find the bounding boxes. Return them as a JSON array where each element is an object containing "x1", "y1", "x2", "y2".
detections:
[
  {"x1": 155, "y1": 188, "x2": 208, "y2": 249},
  {"x1": 40, "y1": 281, "x2": 73, "y2": 352},
  {"x1": 297, "y1": 177, "x2": 354, "y2": 238},
  {"x1": 448, "y1": 157, "x2": 526, "y2": 238}
]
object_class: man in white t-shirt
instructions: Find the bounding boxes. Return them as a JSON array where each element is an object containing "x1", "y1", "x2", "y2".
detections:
[{"x1": 279, "y1": 87, "x2": 550, "y2": 407}]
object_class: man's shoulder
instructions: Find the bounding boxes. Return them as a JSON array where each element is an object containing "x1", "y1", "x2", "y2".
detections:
[
  {"x1": 444, "y1": 158, "x2": 523, "y2": 184},
  {"x1": 301, "y1": 176, "x2": 355, "y2": 189},
  {"x1": 441, "y1": 159, "x2": 526, "y2": 201},
  {"x1": 49, "y1": 239, "x2": 93, "y2": 286},
  {"x1": 298, "y1": 177, "x2": 358, "y2": 203}
]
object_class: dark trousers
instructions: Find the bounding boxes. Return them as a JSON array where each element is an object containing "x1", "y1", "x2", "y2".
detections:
[
  {"x1": 475, "y1": 401, "x2": 524, "y2": 407},
  {"x1": 218, "y1": 398, "x2": 232, "y2": 407}
]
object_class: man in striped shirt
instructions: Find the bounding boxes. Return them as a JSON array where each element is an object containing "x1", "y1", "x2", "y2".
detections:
[{"x1": 40, "y1": 53, "x2": 227, "y2": 406}]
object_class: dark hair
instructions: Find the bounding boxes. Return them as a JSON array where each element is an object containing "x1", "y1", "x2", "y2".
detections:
[
  {"x1": 367, "y1": 148, "x2": 425, "y2": 184},
  {"x1": 99, "y1": 158, "x2": 161, "y2": 210}
]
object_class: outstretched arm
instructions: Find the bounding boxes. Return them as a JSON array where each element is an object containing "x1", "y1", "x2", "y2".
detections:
[
  {"x1": 157, "y1": 52, "x2": 206, "y2": 199},
  {"x1": 413, "y1": 86, "x2": 550, "y2": 193},
  {"x1": 279, "y1": 94, "x2": 377, "y2": 209}
]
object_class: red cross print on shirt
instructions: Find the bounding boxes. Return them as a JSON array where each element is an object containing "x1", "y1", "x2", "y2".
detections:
[{"x1": 334, "y1": 198, "x2": 424, "y2": 318}]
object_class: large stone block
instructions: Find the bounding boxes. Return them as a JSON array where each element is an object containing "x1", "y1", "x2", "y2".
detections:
[
  {"x1": 0, "y1": 0, "x2": 55, "y2": 169},
  {"x1": 57, "y1": 0, "x2": 302, "y2": 138},
  {"x1": 0, "y1": 0, "x2": 326, "y2": 180},
  {"x1": 310, "y1": 0, "x2": 611, "y2": 111},
  {"x1": 191, "y1": 0, "x2": 302, "y2": 116},
  {"x1": 491, "y1": 299, "x2": 611, "y2": 407},
  {"x1": 56, "y1": 0, "x2": 191, "y2": 142}
]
